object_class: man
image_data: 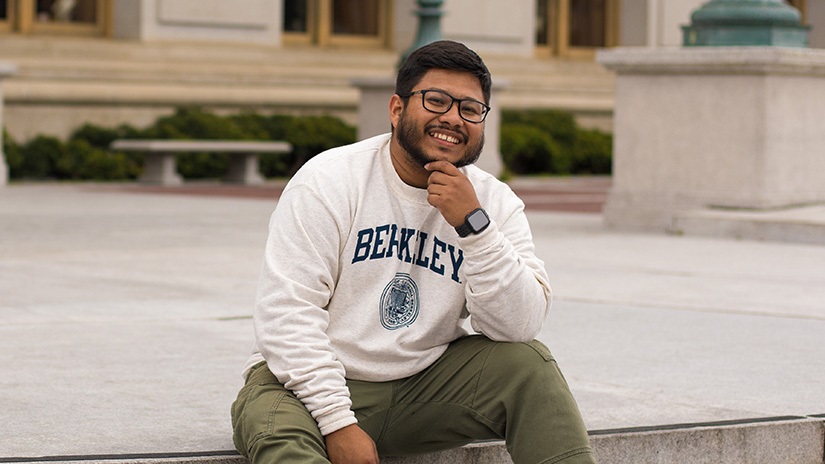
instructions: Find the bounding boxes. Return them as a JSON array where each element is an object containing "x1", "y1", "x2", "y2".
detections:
[{"x1": 232, "y1": 40, "x2": 595, "y2": 464}]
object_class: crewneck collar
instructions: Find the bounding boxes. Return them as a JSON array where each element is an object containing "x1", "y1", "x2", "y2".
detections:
[{"x1": 379, "y1": 135, "x2": 431, "y2": 206}]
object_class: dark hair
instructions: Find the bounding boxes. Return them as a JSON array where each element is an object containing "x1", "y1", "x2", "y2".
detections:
[{"x1": 395, "y1": 40, "x2": 492, "y2": 104}]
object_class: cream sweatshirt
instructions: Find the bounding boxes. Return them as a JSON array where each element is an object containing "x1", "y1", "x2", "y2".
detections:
[{"x1": 243, "y1": 133, "x2": 552, "y2": 436}]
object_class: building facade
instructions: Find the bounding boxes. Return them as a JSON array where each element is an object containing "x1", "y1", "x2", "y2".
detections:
[{"x1": 0, "y1": 0, "x2": 821, "y2": 140}]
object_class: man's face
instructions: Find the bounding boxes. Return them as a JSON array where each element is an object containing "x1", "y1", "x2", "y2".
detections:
[{"x1": 391, "y1": 69, "x2": 486, "y2": 168}]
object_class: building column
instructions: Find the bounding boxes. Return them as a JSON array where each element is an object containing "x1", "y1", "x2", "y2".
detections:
[{"x1": 0, "y1": 63, "x2": 18, "y2": 187}]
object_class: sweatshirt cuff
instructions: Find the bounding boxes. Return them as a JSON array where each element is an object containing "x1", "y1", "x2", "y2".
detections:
[
  {"x1": 317, "y1": 409, "x2": 358, "y2": 436},
  {"x1": 457, "y1": 218, "x2": 500, "y2": 250}
]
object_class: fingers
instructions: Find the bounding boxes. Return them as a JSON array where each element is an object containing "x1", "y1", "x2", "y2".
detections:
[
  {"x1": 424, "y1": 161, "x2": 471, "y2": 196},
  {"x1": 424, "y1": 160, "x2": 459, "y2": 177},
  {"x1": 425, "y1": 161, "x2": 460, "y2": 190},
  {"x1": 423, "y1": 161, "x2": 480, "y2": 227}
]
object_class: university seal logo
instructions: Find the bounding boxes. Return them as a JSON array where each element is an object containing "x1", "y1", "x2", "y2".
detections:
[{"x1": 379, "y1": 273, "x2": 420, "y2": 330}]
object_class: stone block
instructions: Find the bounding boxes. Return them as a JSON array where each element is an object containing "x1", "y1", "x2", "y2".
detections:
[
  {"x1": 589, "y1": 417, "x2": 825, "y2": 464},
  {"x1": 597, "y1": 47, "x2": 825, "y2": 231}
]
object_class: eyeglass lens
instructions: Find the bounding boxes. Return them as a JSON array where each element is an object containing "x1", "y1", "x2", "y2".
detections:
[{"x1": 420, "y1": 90, "x2": 488, "y2": 122}]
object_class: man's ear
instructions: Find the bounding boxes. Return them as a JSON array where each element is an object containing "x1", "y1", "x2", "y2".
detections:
[{"x1": 389, "y1": 94, "x2": 404, "y2": 128}]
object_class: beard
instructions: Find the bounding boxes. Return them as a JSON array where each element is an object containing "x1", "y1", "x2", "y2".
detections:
[{"x1": 395, "y1": 112, "x2": 485, "y2": 168}]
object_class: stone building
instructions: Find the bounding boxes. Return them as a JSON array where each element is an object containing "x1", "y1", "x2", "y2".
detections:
[{"x1": 0, "y1": 0, "x2": 820, "y2": 141}]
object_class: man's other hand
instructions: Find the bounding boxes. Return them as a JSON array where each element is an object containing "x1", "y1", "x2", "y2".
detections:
[{"x1": 325, "y1": 424, "x2": 380, "y2": 464}]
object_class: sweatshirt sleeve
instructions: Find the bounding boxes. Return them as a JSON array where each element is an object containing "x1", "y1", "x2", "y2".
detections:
[
  {"x1": 253, "y1": 183, "x2": 357, "y2": 436},
  {"x1": 460, "y1": 196, "x2": 552, "y2": 342}
]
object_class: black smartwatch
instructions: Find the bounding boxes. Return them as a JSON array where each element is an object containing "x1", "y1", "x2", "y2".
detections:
[{"x1": 455, "y1": 208, "x2": 490, "y2": 237}]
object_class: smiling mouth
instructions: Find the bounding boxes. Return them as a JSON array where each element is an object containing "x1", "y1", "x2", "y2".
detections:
[{"x1": 430, "y1": 131, "x2": 461, "y2": 145}]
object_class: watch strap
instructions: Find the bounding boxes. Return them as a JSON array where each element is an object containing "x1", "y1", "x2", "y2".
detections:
[
  {"x1": 455, "y1": 221, "x2": 472, "y2": 237},
  {"x1": 455, "y1": 208, "x2": 489, "y2": 237}
]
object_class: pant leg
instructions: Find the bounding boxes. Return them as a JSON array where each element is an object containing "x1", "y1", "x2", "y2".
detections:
[
  {"x1": 231, "y1": 362, "x2": 397, "y2": 464},
  {"x1": 231, "y1": 362, "x2": 330, "y2": 464},
  {"x1": 376, "y1": 335, "x2": 595, "y2": 464},
  {"x1": 231, "y1": 337, "x2": 595, "y2": 464}
]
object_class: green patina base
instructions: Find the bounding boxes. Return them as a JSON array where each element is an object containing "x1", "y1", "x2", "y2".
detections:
[
  {"x1": 683, "y1": 24, "x2": 810, "y2": 47},
  {"x1": 683, "y1": 0, "x2": 809, "y2": 47}
]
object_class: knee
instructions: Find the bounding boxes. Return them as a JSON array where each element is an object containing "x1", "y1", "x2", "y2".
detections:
[
  {"x1": 233, "y1": 385, "x2": 327, "y2": 461},
  {"x1": 231, "y1": 366, "x2": 326, "y2": 461},
  {"x1": 489, "y1": 339, "x2": 555, "y2": 369},
  {"x1": 231, "y1": 383, "x2": 285, "y2": 457},
  {"x1": 483, "y1": 339, "x2": 566, "y2": 387}
]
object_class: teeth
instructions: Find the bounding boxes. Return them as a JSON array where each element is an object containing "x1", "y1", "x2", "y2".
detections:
[{"x1": 431, "y1": 132, "x2": 460, "y2": 144}]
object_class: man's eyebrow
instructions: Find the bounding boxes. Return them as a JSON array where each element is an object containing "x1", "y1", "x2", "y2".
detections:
[{"x1": 421, "y1": 88, "x2": 484, "y2": 102}]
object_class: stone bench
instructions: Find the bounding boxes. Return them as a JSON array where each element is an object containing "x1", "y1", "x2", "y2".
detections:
[{"x1": 110, "y1": 139, "x2": 292, "y2": 186}]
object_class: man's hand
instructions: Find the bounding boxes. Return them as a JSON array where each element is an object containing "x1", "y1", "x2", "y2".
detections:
[
  {"x1": 325, "y1": 424, "x2": 380, "y2": 464},
  {"x1": 425, "y1": 161, "x2": 481, "y2": 228}
]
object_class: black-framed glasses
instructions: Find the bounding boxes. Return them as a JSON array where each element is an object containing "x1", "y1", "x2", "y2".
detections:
[{"x1": 405, "y1": 89, "x2": 491, "y2": 123}]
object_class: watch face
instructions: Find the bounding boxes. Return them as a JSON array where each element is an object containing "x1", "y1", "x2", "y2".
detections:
[{"x1": 467, "y1": 209, "x2": 489, "y2": 231}]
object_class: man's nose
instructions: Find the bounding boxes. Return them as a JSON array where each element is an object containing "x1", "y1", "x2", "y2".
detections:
[{"x1": 437, "y1": 103, "x2": 464, "y2": 126}]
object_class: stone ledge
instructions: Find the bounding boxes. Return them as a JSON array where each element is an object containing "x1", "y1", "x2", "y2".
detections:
[
  {"x1": 672, "y1": 205, "x2": 825, "y2": 245},
  {"x1": 590, "y1": 416, "x2": 825, "y2": 464},
  {"x1": 597, "y1": 46, "x2": 825, "y2": 76},
  {"x1": 5, "y1": 417, "x2": 822, "y2": 464}
]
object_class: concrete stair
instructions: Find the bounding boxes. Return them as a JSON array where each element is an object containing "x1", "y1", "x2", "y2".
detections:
[
  {"x1": 0, "y1": 36, "x2": 397, "y2": 106},
  {"x1": 0, "y1": 36, "x2": 615, "y2": 140}
]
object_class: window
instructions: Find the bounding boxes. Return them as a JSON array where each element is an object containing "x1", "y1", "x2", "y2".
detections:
[
  {"x1": 569, "y1": 0, "x2": 606, "y2": 47},
  {"x1": 0, "y1": 0, "x2": 11, "y2": 31},
  {"x1": 1, "y1": 0, "x2": 109, "y2": 35},
  {"x1": 536, "y1": 0, "x2": 618, "y2": 58},
  {"x1": 333, "y1": 0, "x2": 379, "y2": 36},
  {"x1": 284, "y1": 0, "x2": 310, "y2": 34},
  {"x1": 283, "y1": 0, "x2": 388, "y2": 48},
  {"x1": 535, "y1": 0, "x2": 553, "y2": 48},
  {"x1": 35, "y1": 0, "x2": 97, "y2": 23}
]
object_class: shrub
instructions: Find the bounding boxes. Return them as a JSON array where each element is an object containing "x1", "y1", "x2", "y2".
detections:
[
  {"x1": 143, "y1": 107, "x2": 253, "y2": 140},
  {"x1": 69, "y1": 139, "x2": 141, "y2": 180},
  {"x1": 15, "y1": 135, "x2": 64, "y2": 179},
  {"x1": 70, "y1": 123, "x2": 141, "y2": 149},
  {"x1": 254, "y1": 115, "x2": 295, "y2": 177},
  {"x1": 571, "y1": 128, "x2": 612, "y2": 175},
  {"x1": 4, "y1": 106, "x2": 610, "y2": 180},
  {"x1": 4, "y1": 129, "x2": 22, "y2": 175},
  {"x1": 227, "y1": 112, "x2": 275, "y2": 140},
  {"x1": 500, "y1": 123, "x2": 567, "y2": 175},
  {"x1": 7, "y1": 134, "x2": 140, "y2": 181},
  {"x1": 502, "y1": 109, "x2": 578, "y2": 149},
  {"x1": 500, "y1": 109, "x2": 612, "y2": 176},
  {"x1": 282, "y1": 116, "x2": 357, "y2": 175},
  {"x1": 138, "y1": 109, "x2": 357, "y2": 178}
]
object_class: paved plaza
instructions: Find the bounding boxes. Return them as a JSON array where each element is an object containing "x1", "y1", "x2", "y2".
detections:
[{"x1": 1, "y1": 181, "x2": 824, "y2": 463}]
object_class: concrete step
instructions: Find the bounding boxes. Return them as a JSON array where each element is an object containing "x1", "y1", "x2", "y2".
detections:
[
  {"x1": 0, "y1": 36, "x2": 615, "y2": 114},
  {"x1": 672, "y1": 204, "x2": 825, "y2": 246},
  {"x1": 6, "y1": 416, "x2": 823, "y2": 464},
  {"x1": 0, "y1": 35, "x2": 616, "y2": 148},
  {"x1": 0, "y1": 37, "x2": 395, "y2": 113}
]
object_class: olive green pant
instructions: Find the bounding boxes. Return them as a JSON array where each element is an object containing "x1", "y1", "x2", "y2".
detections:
[{"x1": 231, "y1": 335, "x2": 595, "y2": 464}]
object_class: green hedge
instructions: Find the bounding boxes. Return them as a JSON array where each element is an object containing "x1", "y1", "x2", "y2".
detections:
[
  {"x1": 5, "y1": 129, "x2": 142, "y2": 180},
  {"x1": 500, "y1": 109, "x2": 612, "y2": 176},
  {"x1": 4, "y1": 106, "x2": 610, "y2": 181}
]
